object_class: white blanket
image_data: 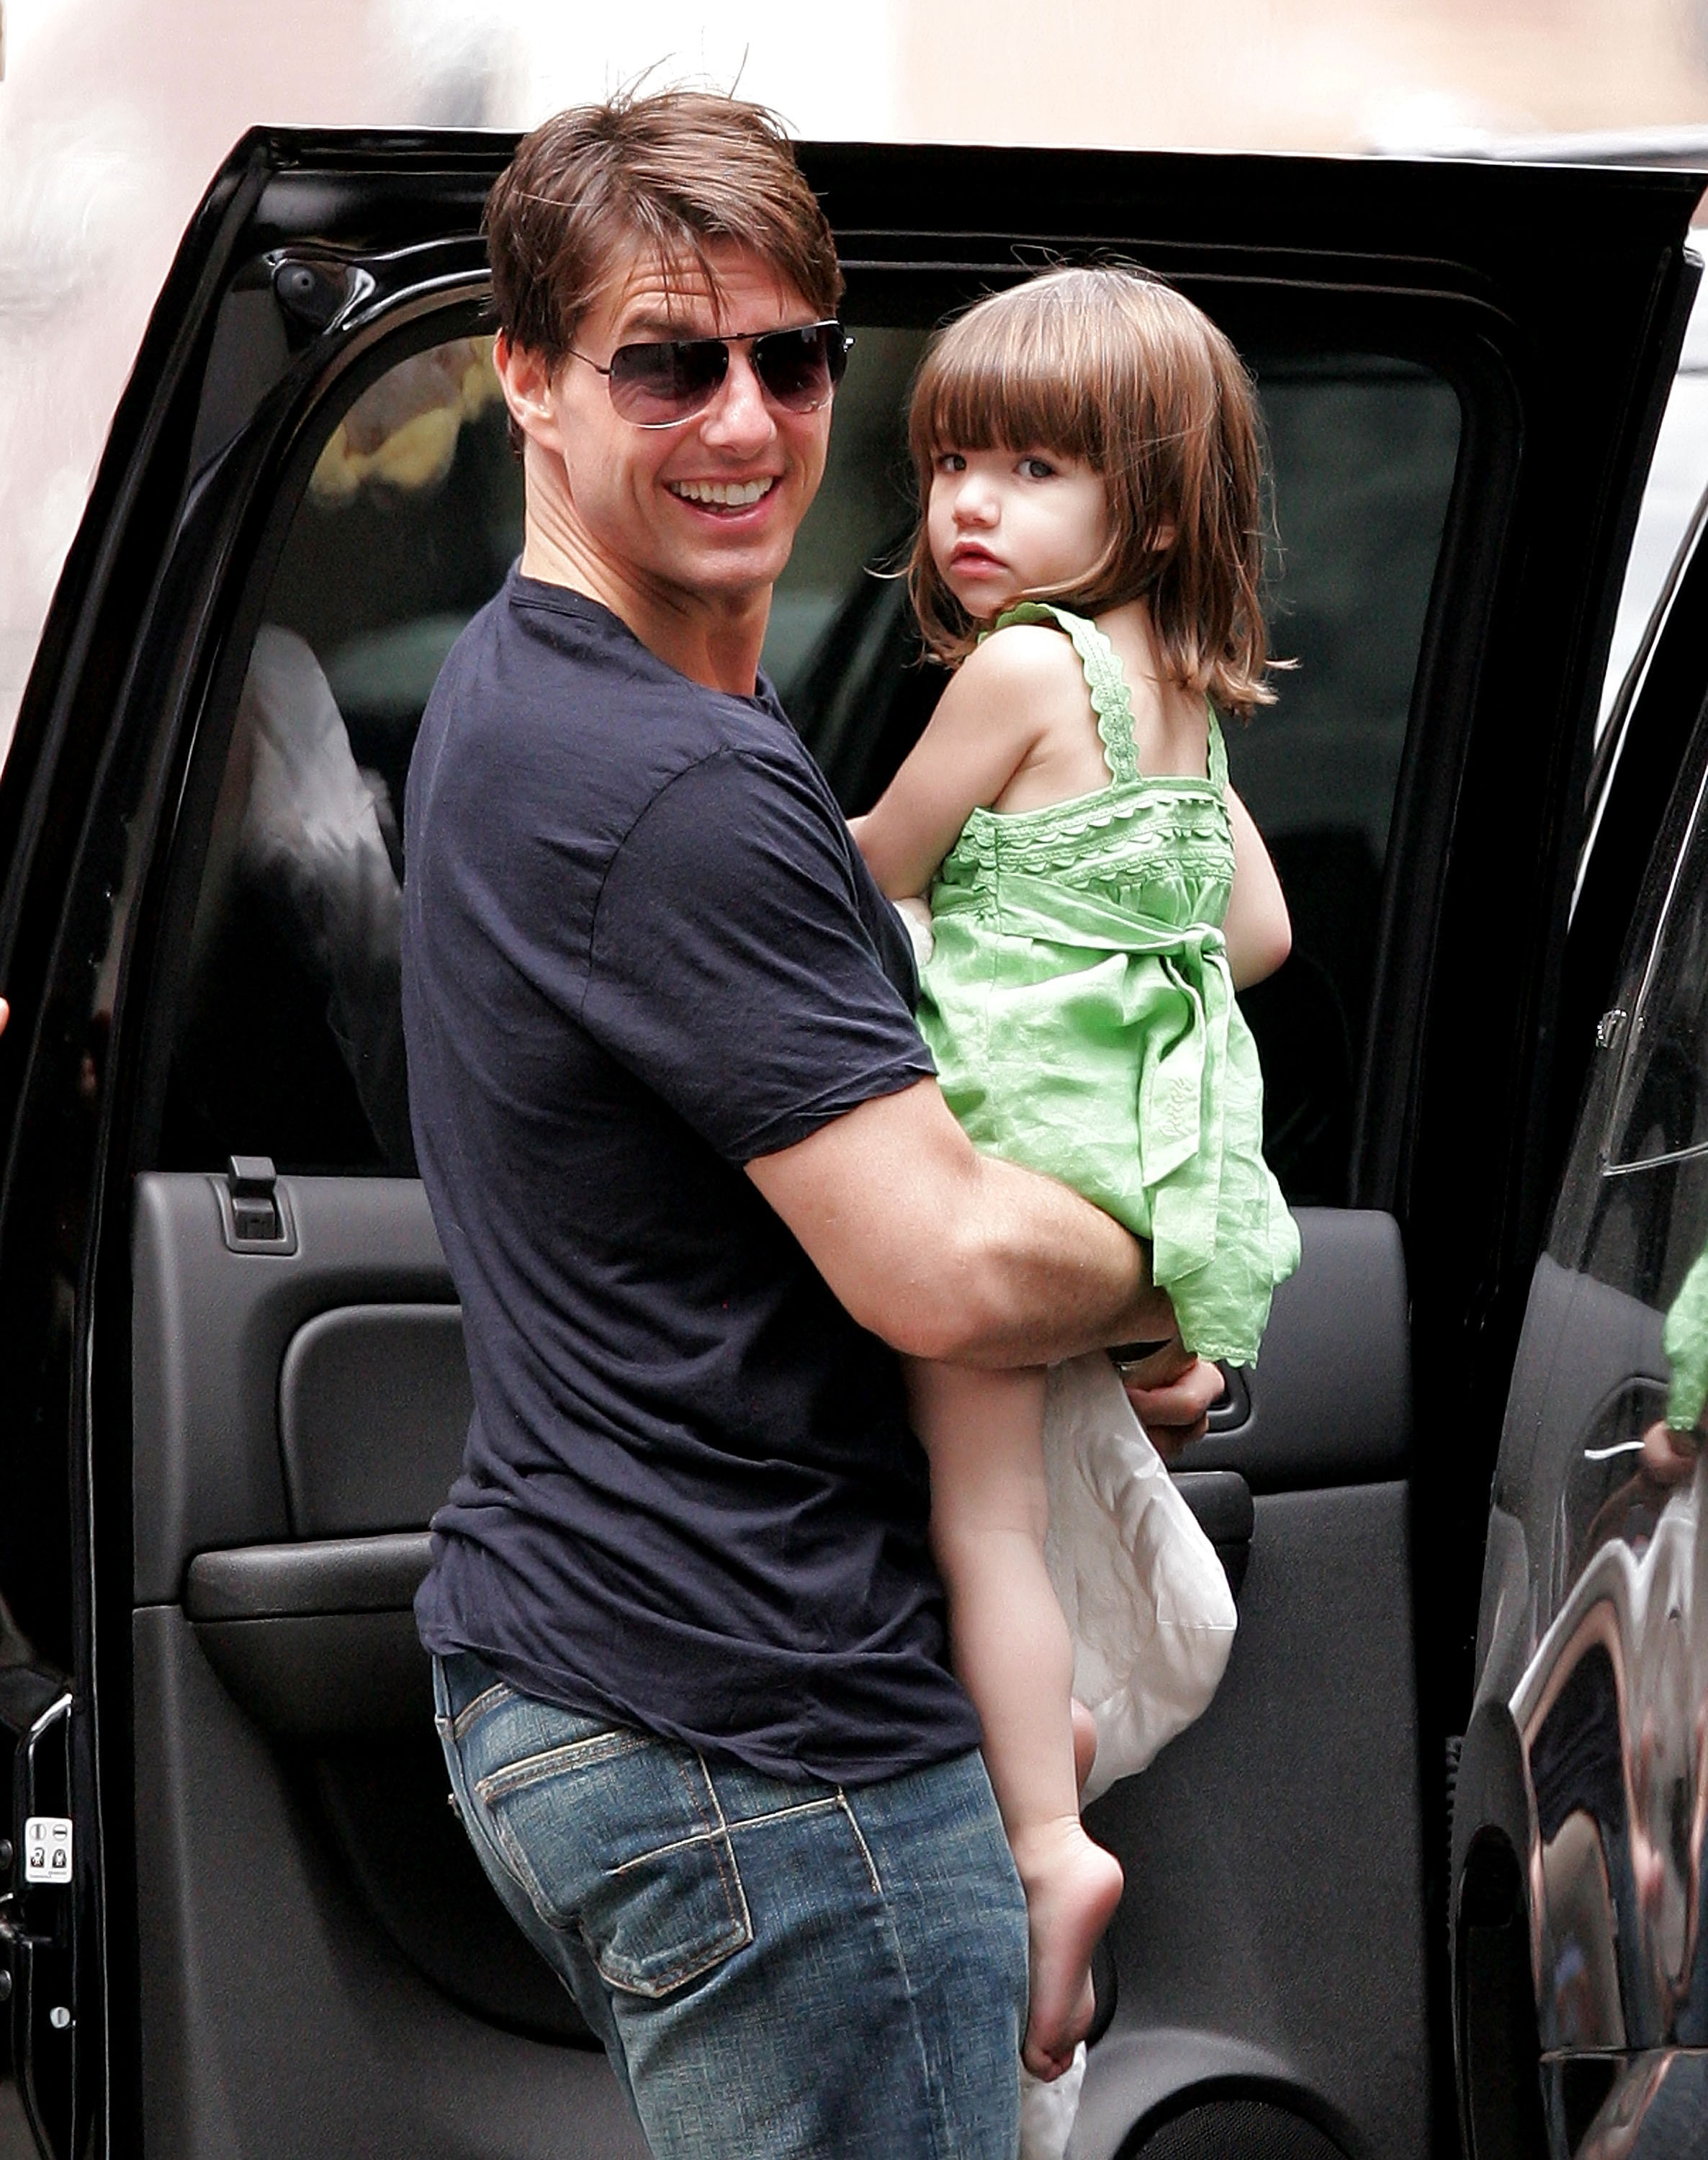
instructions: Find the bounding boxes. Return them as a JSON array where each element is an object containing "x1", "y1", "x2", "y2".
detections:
[{"x1": 1020, "y1": 1352, "x2": 1238, "y2": 2159}]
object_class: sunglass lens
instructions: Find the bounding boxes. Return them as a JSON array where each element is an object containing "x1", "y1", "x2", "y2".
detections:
[
  {"x1": 606, "y1": 337, "x2": 729, "y2": 423},
  {"x1": 755, "y1": 324, "x2": 848, "y2": 412}
]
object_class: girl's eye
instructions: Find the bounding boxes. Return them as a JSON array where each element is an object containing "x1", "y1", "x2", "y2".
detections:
[
  {"x1": 935, "y1": 451, "x2": 966, "y2": 474},
  {"x1": 1020, "y1": 456, "x2": 1057, "y2": 480}
]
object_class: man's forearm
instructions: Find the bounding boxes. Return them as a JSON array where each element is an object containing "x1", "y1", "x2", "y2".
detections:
[
  {"x1": 924, "y1": 1147, "x2": 1171, "y2": 1367},
  {"x1": 747, "y1": 1077, "x2": 1174, "y2": 1365}
]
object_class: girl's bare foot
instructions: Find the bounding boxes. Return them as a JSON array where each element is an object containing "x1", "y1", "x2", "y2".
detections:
[{"x1": 1010, "y1": 1816, "x2": 1124, "y2": 2079}]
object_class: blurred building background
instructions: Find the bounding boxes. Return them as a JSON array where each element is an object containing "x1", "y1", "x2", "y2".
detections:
[{"x1": 2, "y1": 0, "x2": 1708, "y2": 754}]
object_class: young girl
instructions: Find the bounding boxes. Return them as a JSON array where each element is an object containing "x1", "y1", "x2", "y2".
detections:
[{"x1": 853, "y1": 267, "x2": 1300, "y2": 2084}]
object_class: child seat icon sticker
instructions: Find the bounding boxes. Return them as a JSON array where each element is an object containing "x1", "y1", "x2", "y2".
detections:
[{"x1": 23, "y1": 1817, "x2": 72, "y2": 1885}]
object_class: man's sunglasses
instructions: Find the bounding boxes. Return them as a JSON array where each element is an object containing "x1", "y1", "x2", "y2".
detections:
[{"x1": 567, "y1": 320, "x2": 853, "y2": 428}]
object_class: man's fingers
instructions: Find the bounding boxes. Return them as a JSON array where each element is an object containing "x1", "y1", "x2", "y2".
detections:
[
  {"x1": 1122, "y1": 1353, "x2": 1223, "y2": 1458},
  {"x1": 1640, "y1": 1418, "x2": 1699, "y2": 1488}
]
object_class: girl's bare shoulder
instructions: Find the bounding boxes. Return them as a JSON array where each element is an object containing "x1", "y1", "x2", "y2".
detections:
[{"x1": 951, "y1": 621, "x2": 1089, "y2": 710}]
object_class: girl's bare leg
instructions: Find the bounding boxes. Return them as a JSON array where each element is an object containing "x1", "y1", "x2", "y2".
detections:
[{"x1": 907, "y1": 1356, "x2": 1124, "y2": 2080}]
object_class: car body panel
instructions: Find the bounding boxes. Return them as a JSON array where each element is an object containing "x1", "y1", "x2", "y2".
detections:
[{"x1": 1455, "y1": 476, "x2": 1708, "y2": 2154}]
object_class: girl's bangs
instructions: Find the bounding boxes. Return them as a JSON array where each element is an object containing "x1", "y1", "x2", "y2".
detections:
[{"x1": 917, "y1": 324, "x2": 1107, "y2": 462}]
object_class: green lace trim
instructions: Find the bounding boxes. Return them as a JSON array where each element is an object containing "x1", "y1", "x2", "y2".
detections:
[
  {"x1": 992, "y1": 602, "x2": 1141, "y2": 785},
  {"x1": 939, "y1": 788, "x2": 1234, "y2": 886}
]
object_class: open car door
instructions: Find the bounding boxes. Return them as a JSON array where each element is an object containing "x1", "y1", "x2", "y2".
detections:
[
  {"x1": 1453, "y1": 435, "x2": 1708, "y2": 2156},
  {"x1": 0, "y1": 127, "x2": 1701, "y2": 2157}
]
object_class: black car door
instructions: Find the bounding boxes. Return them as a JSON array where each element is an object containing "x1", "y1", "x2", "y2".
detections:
[
  {"x1": 1452, "y1": 417, "x2": 1708, "y2": 2156},
  {"x1": 0, "y1": 129, "x2": 1699, "y2": 2159}
]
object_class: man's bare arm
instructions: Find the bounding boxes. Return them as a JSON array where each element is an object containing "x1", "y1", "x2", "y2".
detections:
[{"x1": 746, "y1": 1077, "x2": 1177, "y2": 1367}]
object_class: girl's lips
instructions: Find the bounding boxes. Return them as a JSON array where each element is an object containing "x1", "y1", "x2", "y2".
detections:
[{"x1": 949, "y1": 544, "x2": 1004, "y2": 572}]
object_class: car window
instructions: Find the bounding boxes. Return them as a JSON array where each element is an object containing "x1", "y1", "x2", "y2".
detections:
[
  {"x1": 157, "y1": 315, "x2": 1460, "y2": 1197},
  {"x1": 158, "y1": 337, "x2": 519, "y2": 1176},
  {"x1": 1605, "y1": 757, "x2": 1708, "y2": 1174}
]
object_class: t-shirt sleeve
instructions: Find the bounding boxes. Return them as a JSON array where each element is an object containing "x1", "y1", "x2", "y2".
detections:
[{"x1": 583, "y1": 747, "x2": 935, "y2": 1161}]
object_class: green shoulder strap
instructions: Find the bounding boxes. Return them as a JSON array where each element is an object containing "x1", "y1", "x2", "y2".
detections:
[{"x1": 990, "y1": 602, "x2": 1140, "y2": 785}]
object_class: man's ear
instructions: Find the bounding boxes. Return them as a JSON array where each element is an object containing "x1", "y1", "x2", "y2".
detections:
[{"x1": 494, "y1": 331, "x2": 563, "y2": 453}]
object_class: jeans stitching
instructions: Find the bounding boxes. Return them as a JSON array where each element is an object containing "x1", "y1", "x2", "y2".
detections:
[
  {"x1": 835, "y1": 1791, "x2": 884, "y2": 1899},
  {"x1": 475, "y1": 1725, "x2": 649, "y2": 1802},
  {"x1": 469, "y1": 1767, "x2": 559, "y2": 1922},
  {"x1": 589, "y1": 1755, "x2": 750, "y2": 1998},
  {"x1": 604, "y1": 1793, "x2": 842, "y2": 1879},
  {"x1": 479, "y1": 1732, "x2": 753, "y2": 1997},
  {"x1": 449, "y1": 1680, "x2": 511, "y2": 1742},
  {"x1": 839, "y1": 1786, "x2": 951, "y2": 2160},
  {"x1": 692, "y1": 1755, "x2": 755, "y2": 1953}
]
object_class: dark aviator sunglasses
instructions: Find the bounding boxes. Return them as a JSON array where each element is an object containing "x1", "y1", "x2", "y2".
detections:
[{"x1": 567, "y1": 320, "x2": 853, "y2": 428}]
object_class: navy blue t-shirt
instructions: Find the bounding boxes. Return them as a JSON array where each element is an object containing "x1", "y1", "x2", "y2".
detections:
[{"x1": 403, "y1": 570, "x2": 980, "y2": 1785}]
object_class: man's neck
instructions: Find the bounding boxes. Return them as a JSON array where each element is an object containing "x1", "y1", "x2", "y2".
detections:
[{"x1": 519, "y1": 523, "x2": 770, "y2": 698}]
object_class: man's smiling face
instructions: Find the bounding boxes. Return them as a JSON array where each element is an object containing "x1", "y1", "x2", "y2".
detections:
[{"x1": 535, "y1": 243, "x2": 833, "y2": 628}]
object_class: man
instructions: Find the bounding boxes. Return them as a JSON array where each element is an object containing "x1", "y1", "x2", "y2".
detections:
[{"x1": 403, "y1": 89, "x2": 1218, "y2": 2159}]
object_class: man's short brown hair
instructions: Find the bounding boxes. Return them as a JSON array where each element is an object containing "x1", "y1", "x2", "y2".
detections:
[{"x1": 485, "y1": 89, "x2": 844, "y2": 366}]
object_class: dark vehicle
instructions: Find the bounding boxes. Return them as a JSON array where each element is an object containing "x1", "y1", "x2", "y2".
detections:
[
  {"x1": 1449, "y1": 328, "x2": 1708, "y2": 2154},
  {"x1": 0, "y1": 127, "x2": 1701, "y2": 2160}
]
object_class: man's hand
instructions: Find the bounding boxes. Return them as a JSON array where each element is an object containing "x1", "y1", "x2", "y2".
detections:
[
  {"x1": 1118, "y1": 1342, "x2": 1224, "y2": 1460},
  {"x1": 1640, "y1": 1418, "x2": 1700, "y2": 1489}
]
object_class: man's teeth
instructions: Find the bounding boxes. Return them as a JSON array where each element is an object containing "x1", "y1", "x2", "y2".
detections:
[{"x1": 670, "y1": 478, "x2": 773, "y2": 506}]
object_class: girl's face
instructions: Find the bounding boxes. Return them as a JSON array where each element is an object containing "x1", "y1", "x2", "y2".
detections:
[{"x1": 927, "y1": 444, "x2": 1112, "y2": 621}]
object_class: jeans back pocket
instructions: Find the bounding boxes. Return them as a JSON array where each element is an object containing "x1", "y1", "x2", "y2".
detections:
[{"x1": 476, "y1": 1719, "x2": 753, "y2": 1999}]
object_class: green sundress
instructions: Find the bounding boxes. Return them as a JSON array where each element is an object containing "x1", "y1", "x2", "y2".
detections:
[{"x1": 917, "y1": 603, "x2": 1300, "y2": 1367}]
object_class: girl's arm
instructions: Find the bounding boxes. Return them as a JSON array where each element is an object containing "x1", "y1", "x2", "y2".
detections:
[
  {"x1": 1223, "y1": 785, "x2": 1292, "y2": 989},
  {"x1": 853, "y1": 629, "x2": 1069, "y2": 899}
]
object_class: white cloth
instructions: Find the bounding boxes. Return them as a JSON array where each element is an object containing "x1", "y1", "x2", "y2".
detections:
[
  {"x1": 1020, "y1": 2043, "x2": 1087, "y2": 2160},
  {"x1": 1043, "y1": 1351, "x2": 1237, "y2": 1806},
  {"x1": 1019, "y1": 1355, "x2": 1238, "y2": 2160}
]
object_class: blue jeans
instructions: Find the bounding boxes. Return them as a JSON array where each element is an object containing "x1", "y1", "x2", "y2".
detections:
[{"x1": 433, "y1": 1652, "x2": 1028, "y2": 2158}]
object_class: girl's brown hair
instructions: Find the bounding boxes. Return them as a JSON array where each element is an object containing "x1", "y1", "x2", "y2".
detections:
[{"x1": 907, "y1": 267, "x2": 1277, "y2": 716}]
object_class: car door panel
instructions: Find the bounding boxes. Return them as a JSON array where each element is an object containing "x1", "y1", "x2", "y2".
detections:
[
  {"x1": 131, "y1": 1172, "x2": 454, "y2": 1606},
  {"x1": 132, "y1": 1176, "x2": 1406, "y2": 1652},
  {"x1": 3, "y1": 127, "x2": 1702, "y2": 2156},
  {"x1": 1083, "y1": 1482, "x2": 1426, "y2": 2160},
  {"x1": 280, "y1": 1305, "x2": 471, "y2": 1534},
  {"x1": 132, "y1": 1606, "x2": 642, "y2": 2160},
  {"x1": 132, "y1": 1164, "x2": 1419, "y2": 2151}
]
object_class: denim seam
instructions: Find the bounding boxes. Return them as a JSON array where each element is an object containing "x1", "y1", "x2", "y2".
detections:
[
  {"x1": 476, "y1": 1726, "x2": 650, "y2": 1801},
  {"x1": 606, "y1": 1794, "x2": 840, "y2": 1876},
  {"x1": 477, "y1": 1738, "x2": 756, "y2": 1997},
  {"x1": 683, "y1": 1752, "x2": 755, "y2": 1953},
  {"x1": 840, "y1": 1786, "x2": 951, "y2": 2159},
  {"x1": 449, "y1": 1680, "x2": 511, "y2": 1742},
  {"x1": 835, "y1": 1791, "x2": 884, "y2": 1899},
  {"x1": 473, "y1": 1781, "x2": 559, "y2": 1922}
]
